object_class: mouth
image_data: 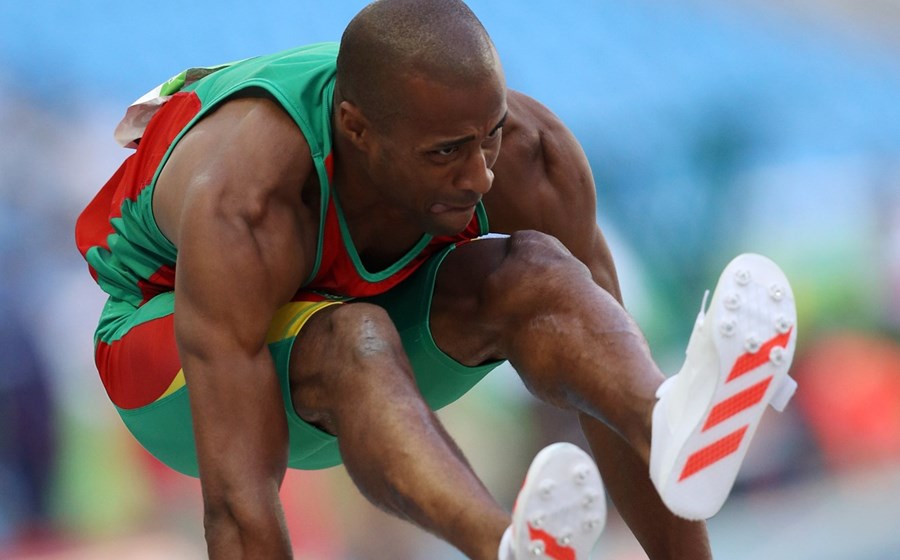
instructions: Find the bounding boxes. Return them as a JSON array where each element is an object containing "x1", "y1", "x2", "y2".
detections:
[{"x1": 429, "y1": 201, "x2": 479, "y2": 214}]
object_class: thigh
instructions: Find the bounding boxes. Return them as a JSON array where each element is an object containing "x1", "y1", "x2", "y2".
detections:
[
  {"x1": 98, "y1": 293, "x2": 345, "y2": 476},
  {"x1": 96, "y1": 293, "x2": 183, "y2": 410},
  {"x1": 97, "y1": 293, "x2": 199, "y2": 475},
  {"x1": 267, "y1": 298, "x2": 345, "y2": 470},
  {"x1": 362, "y1": 240, "x2": 506, "y2": 411},
  {"x1": 429, "y1": 230, "x2": 591, "y2": 366},
  {"x1": 427, "y1": 234, "x2": 513, "y2": 366}
]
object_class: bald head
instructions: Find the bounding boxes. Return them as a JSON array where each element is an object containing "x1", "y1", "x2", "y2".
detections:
[{"x1": 336, "y1": 0, "x2": 500, "y2": 126}]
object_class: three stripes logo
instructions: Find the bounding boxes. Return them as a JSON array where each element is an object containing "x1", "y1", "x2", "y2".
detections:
[{"x1": 678, "y1": 328, "x2": 794, "y2": 482}]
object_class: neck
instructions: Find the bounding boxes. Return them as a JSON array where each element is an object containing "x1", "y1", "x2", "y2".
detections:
[{"x1": 331, "y1": 134, "x2": 429, "y2": 270}]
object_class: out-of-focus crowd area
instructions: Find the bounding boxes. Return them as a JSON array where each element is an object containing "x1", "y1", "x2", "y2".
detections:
[{"x1": 2, "y1": 1, "x2": 900, "y2": 558}]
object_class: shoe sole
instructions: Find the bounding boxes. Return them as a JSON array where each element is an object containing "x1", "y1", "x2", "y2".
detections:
[
  {"x1": 652, "y1": 253, "x2": 797, "y2": 519},
  {"x1": 511, "y1": 443, "x2": 606, "y2": 559}
]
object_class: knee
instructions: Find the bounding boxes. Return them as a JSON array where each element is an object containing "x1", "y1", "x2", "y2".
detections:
[
  {"x1": 309, "y1": 302, "x2": 405, "y2": 367},
  {"x1": 484, "y1": 230, "x2": 591, "y2": 301},
  {"x1": 289, "y1": 302, "x2": 414, "y2": 430}
]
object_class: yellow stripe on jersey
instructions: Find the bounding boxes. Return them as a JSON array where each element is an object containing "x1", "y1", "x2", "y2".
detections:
[
  {"x1": 266, "y1": 300, "x2": 342, "y2": 344},
  {"x1": 157, "y1": 369, "x2": 186, "y2": 401},
  {"x1": 153, "y1": 300, "x2": 341, "y2": 404}
]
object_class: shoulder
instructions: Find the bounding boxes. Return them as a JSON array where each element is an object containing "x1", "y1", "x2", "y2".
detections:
[
  {"x1": 165, "y1": 92, "x2": 317, "y2": 213},
  {"x1": 154, "y1": 92, "x2": 319, "y2": 246},
  {"x1": 492, "y1": 91, "x2": 566, "y2": 173},
  {"x1": 502, "y1": 90, "x2": 570, "y2": 143},
  {"x1": 497, "y1": 91, "x2": 588, "y2": 169},
  {"x1": 189, "y1": 93, "x2": 314, "y2": 189}
]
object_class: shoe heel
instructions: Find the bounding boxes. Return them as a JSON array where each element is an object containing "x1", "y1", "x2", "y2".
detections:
[{"x1": 769, "y1": 374, "x2": 797, "y2": 412}]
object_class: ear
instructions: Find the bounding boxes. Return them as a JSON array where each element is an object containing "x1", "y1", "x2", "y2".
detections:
[{"x1": 337, "y1": 100, "x2": 372, "y2": 151}]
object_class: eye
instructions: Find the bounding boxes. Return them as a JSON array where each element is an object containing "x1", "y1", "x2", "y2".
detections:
[
  {"x1": 433, "y1": 145, "x2": 460, "y2": 156},
  {"x1": 487, "y1": 125, "x2": 503, "y2": 139}
]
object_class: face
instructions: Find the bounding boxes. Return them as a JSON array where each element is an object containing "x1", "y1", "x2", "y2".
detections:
[{"x1": 361, "y1": 66, "x2": 508, "y2": 236}]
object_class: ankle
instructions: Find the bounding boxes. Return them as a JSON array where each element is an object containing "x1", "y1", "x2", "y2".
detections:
[{"x1": 624, "y1": 392, "x2": 657, "y2": 464}]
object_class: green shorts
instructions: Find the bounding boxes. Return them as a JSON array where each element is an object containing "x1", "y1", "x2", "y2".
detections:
[{"x1": 108, "y1": 243, "x2": 502, "y2": 476}]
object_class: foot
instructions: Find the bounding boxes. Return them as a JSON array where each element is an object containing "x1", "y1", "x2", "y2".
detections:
[
  {"x1": 502, "y1": 443, "x2": 606, "y2": 560},
  {"x1": 650, "y1": 253, "x2": 798, "y2": 520}
]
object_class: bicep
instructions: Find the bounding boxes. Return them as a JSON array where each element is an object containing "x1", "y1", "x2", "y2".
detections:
[
  {"x1": 175, "y1": 185, "x2": 302, "y2": 357},
  {"x1": 171, "y1": 95, "x2": 312, "y2": 379},
  {"x1": 174, "y1": 179, "x2": 307, "y2": 485}
]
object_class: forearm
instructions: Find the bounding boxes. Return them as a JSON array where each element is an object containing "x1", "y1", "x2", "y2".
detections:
[
  {"x1": 181, "y1": 349, "x2": 293, "y2": 559},
  {"x1": 579, "y1": 414, "x2": 713, "y2": 559},
  {"x1": 203, "y1": 484, "x2": 293, "y2": 560}
]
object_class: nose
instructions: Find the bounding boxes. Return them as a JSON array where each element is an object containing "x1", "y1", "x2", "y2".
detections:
[{"x1": 455, "y1": 149, "x2": 494, "y2": 195}]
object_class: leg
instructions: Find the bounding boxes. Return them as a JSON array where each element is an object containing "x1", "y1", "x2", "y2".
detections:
[
  {"x1": 287, "y1": 303, "x2": 508, "y2": 560},
  {"x1": 430, "y1": 232, "x2": 714, "y2": 557},
  {"x1": 578, "y1": 414, "x2": 712, "y2": 559},
  {"x1": 431, "y1": 235, "x2": 796, "y2": 554},
  {"x1": 431, "y1": 231, "x2": 664, "y2": 460}
]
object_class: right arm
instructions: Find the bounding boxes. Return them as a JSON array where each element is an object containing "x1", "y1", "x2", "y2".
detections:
[{"x1": 156, "y1": 96, "x2": 315, "y2": 558}]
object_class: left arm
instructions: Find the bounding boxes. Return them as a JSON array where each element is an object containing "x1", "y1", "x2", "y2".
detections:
[
  {"x1": 484, "y1": 92, "x2": 621, "y2": 300},
  {"x1": 486, "y1": 90, "x2": 713, "y2": 559}
]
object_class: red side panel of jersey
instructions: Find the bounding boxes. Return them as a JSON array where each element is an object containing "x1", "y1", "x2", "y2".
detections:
[{"x1": 75, "y1": 92, "x2": 202, "y2": 276}]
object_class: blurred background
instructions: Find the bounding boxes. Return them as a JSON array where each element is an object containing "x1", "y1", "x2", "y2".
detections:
[{"x1": 2, "y1": 0, "x2": 900, "y2": 558}]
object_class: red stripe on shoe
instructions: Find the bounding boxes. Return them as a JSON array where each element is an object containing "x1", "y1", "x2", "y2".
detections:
[
  {"x1": 726, "y1": 328, "x2": 793, "y2": 383},
  {"x1": 702, "y1": 376, "x2": 774, "y2": 432},
  {"x1": 679, "y1": 425, "x2": 749, "y2": 482},
  {"x1": 528, "y1": 524, "x2": 575, "y2": 560}
]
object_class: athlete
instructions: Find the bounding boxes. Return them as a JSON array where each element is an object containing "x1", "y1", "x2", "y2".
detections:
[{"x1": 75, "y1": 1, "x2": 798, "y2": 558}]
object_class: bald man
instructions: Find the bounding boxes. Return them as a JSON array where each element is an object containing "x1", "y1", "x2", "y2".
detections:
[{"x1": 76, "y1": 0, "x2": 798, "y2": 558}]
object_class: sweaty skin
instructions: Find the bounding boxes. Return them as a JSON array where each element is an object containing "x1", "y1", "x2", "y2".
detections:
[{"x1": 152, "y1": 66, "x2": 712, "y2": 559}]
